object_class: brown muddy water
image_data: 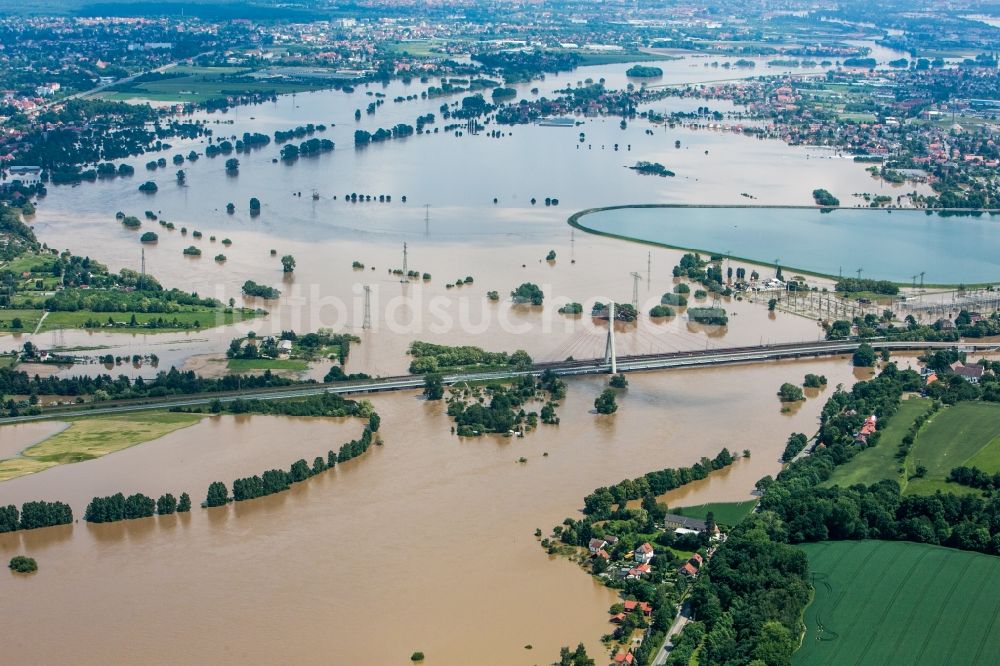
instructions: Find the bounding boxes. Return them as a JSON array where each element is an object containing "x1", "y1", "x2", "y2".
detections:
[
  {"x1": 0, "y1": 358, "x2": 860, "y2": 664},
  {"x1": 2, "y1": 235, "x2": 829, "y2": 379}
]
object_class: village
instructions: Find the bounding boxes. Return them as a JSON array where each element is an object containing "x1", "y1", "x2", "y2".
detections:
[{"x1": 578, "y1": 511, "x2": 725, "y2": 666}]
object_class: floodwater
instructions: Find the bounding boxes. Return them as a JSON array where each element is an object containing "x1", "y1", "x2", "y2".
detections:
[
  {"x1": 2, "y1": 54, "x2": 900, "y2": 374},
  {"x1": 0, "y1": 358, "x2": 860, "y2": 664},
  {"x1": 575, "y1": 205, "x2": 1000, "y2": 283},
  {"x1": 0, "y1": 421, "x2": 68, "y2": 459}
]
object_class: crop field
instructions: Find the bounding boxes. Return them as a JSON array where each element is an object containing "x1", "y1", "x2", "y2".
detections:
[
  {"x1": 672, "y1": 500, "x2": 756, "y2": 527},
  {"x1": 226, "y1": 358, "x2": 308, "y2": 372},
  {"x1": 906, "y1": 401, "x2": 1000, "y2": 495},
  {"x1": 797, "y1": 540, "x2": 1000, "y2": 665}
]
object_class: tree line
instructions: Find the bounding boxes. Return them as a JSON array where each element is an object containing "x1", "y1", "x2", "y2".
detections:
[
  {"x1": 0, "y1": 500, "x2": 73, "y2": 532},
  {"x1": 84, "y1": 491, "x2": 191, "y2": 523},
  {"x1": 2, "y1": 366, "x2": 298, "y2": 401},
  {"x1": 205, "y1": 414, "x2": 380, "y2": 506}
]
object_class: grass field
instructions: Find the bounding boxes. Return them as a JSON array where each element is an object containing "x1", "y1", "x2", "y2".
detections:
[
  {"x1": 906, "y1": 402, "x2": 1000, "y2": 495},
  {"x1": 226, "y1": 358, "x2": 308, "y2": 372},
  {"x1": 797, "y1": 540, "x2": 1000, "y2": 665},
  {"x1": 824, "y1": 397, "x2": 933, "y2": 489},
  {"x1": 672, "y1": 500, "x2": 756, "y2": 527},
  {"x1": 1, "y1": 307, "x2": 255, "y2": 334},
  {"x1": 0, "y1": 309, "x2": 44, "y2": 334},
  {"x1": 0, "y1": 412, "x2": 203, "y2": 481}
]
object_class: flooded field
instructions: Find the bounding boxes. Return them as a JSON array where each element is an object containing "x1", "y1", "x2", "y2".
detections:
[
  {"x1": 1, "y1": 55, "x2": 930, "y2": 378},
  {"x1": 1, "y1": 358, "x2": 861, "y2": 664}
]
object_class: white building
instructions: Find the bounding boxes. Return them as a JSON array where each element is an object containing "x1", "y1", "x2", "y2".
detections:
[{"x1": 633, "y1": 542, "x2": 654, "y2": 563}]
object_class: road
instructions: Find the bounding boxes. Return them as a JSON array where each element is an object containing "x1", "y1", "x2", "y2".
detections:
[
  {"x1": 652, "y1": 603, "x2": 692, "y2": 666},
  {"x1": 2, "y1": 338, "x2": 995, "y2": 424}
]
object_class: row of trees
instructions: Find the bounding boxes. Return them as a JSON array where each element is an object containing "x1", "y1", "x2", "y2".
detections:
[
  {"x1": 84, "y1": 491, "x2": 191, "y2": 523},
  {"x1": 207, "y1": 416, "x2": 380, "y2": 505},
  {"x1": 0, "y1": 500, "x2": 73, "y2": 532},
  {"x1": 1, "y1": 365, "x2": 297, "y2": 400},
  {"x1": 583, "y1": 449, "x2": 736, "y2": 518}
]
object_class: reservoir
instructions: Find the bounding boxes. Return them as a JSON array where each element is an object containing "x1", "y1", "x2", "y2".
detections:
[{"x1": 572, "y1": 205, "x2": 1000, "y2": 284}]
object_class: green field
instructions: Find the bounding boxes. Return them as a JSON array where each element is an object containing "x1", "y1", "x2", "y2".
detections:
[
  {"x1": 0, "y1": 411, "x2": 203, "y2": 481},
  {"x1": 226, "y1": 358, "x2": 308, "y2": 372},
  {"x1": 384, "y1": 39, "x2": 447, "y2": 57},
  {"x1": 1, "y1": 307, "x2": 254, "y2": 334},
  {"x1": 672, "y1": 500, "x2": 756, "y2": 527},
  {"x1": 575, "y1": 51, "x2": 666, "y2": 65},
  {"x1": 797, "y1": 540, "x2": 1000, "y2": 665},
  {"x1": 0, "y1": 309, "x2": 44, "y2": 334},
  {"x1": 906, "y1": 402, "x2": 1000, "y2": 495},
  {"x1": 103, "y1": 65, "x2": 328, "y2": 102},
  {"x1": 824, "y1": 397, "x2": 933, "y2": 488}
]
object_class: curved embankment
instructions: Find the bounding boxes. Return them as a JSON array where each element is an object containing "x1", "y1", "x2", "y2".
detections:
[{"x1": 568, "y1": 203, "x2": 1000, "y2": 288}]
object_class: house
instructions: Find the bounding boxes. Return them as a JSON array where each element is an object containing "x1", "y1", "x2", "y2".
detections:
[
  {"x1": 596, "y1": 549, "x2": 611, "y2": 561},
  {"x1": 613, "y1": 651, "x2": 635, "y2": 665},
  {"x1": 610, "y1": 612, "x2": 626, "y2": 624},
  {"x1": 679, "y1": 562, "x2": 698, "y2": 577},
  {"x1": 935, "y1": 318, "x2": 956, "y2": 330},
  {"x1": 8, "y1": 165, "x2": 41, "y2": 185},
  {"x1": 623, "y1": 600, "x2": 653, "y2": 615},
  {"x1": 589, "y1": 538, "x2": 608, "y2": 554},
  {"x1": 854, "y1": 414, "x2": 878, "y2": 444},
  {"x1": 690, "y1": 553, "x2": 704, "y2": 568},
  {"x1": 925, "y1": 372, "x2": 938, "y2": 386},
  {"x1": 951, "y1": 362, "x2": 984, "y2": 384},
  {"x1": 633, "y1": 542, "x2": 654, "y2": 563},
  {"x1": 278, "y1": 339, "x2": 293, "y2": 355},
  {"x1": 627, "y1": 563, "x2": 651, "y2": 578}
]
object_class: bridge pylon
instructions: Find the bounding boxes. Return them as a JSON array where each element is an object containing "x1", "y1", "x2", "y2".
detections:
[{"x1": 603, "y1": 300, "x2": 617, "y2": 374}]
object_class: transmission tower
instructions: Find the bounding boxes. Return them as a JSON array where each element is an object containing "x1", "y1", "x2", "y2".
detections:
[
  {"x1": 647, "y1": 252, "x2": 651, "y2": 287},
  {"x1": 570, "y1": 228, "x2": 575, "y2": 263},
  {"x1": 140, "y1": 248, "x2": 145, "y2": 287},
  {"x1": 362, "y1": 285, "x2": 372, "y2": 329},
  {"x1": 401, "y1": 242, "x2": 409, "y2": 283},
  {"x1": 603, "y1": 300, "x2": 617, "y2": 374},
  {"x1": 630, "y1": 272, "x2": 641, "y2": 309}
]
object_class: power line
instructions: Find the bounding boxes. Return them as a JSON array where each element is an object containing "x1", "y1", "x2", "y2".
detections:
[{"x1": 362, "y1": 285, "x2": 372, "y2": 329}]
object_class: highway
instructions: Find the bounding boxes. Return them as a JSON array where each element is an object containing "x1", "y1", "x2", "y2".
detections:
[{"x1": 2, "y1": 339, "x2": 996, "y2": 424}]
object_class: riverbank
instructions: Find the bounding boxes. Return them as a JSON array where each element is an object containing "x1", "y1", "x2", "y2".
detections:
[{"x1": 569, "y1": 204, "x2": 1000, "y2": 288}]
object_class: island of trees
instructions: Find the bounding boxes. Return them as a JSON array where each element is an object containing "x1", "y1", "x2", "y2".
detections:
[
  {"x1": 242, "y1": 280, "x2": 281, "y2": 299},
  {"x1": 812, "y1": 188, "x2": 840, "y2": 206},
  {"x1": 443, "y1": 371, "x2": 565, "y2": 436},
  {"x1": 408, "y1": 341, "x2": 532, "y2": 374},
  {"x1": 511, "y1": 282, "x2": 544, "y2": 305},
  {"x1": 626, "y1": 65, "x2": 664, "y2": 77},
  {"x1": 629, "y1": 161, "x2": 675, "y2": 177}
]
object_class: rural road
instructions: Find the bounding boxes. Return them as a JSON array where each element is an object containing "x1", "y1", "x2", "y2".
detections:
[{"x1": 653, "y1": 603, "x2": 692, "y2": 665}]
